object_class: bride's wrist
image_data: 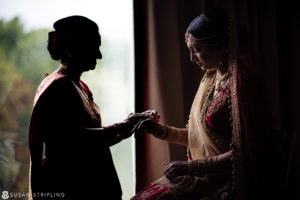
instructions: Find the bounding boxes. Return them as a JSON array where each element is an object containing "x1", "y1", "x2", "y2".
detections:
[
  {"x1": 152, "y1": 124, "x2": 180, "y2": 142},
  {"x1": 152, "y1": 124, "x2": 167, "y2": 138}
]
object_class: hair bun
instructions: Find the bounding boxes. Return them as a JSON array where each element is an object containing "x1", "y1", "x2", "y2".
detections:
[{"x1": 47, "y1": 15, "x2": 100, "y2": 61}]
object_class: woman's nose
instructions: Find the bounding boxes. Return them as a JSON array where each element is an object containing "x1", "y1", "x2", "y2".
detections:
[
  {"x1": 190, "y1": 53, "x2": 196, "y2": 63},
  {"x1": 97, "y1": 50, "x2": 102, "y2": 59}
]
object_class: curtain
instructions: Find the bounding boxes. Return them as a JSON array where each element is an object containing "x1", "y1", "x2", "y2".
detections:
[{"x1": 134, "y1": 0, "x2": 300, "y2": 196}]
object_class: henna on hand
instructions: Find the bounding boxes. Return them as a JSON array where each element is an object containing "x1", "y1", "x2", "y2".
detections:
[{"x1": 164, "y1": 161, "x2": 190, "y2": 181}]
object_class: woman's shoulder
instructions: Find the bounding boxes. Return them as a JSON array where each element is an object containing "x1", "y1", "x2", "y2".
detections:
[
  {"x1": 34, "y1": 72, "x2": 77, "y2": 107},
  {"x1": 35, "y1": 72, "x2": 67, "y2": 94},
  {"x1": 49, "y1": 73, "x2": 74, "y2": 90}
]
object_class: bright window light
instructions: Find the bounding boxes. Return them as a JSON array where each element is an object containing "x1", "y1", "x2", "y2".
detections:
[{"x1": 0, "y1": 0, "x2": 134, "y2": 199}]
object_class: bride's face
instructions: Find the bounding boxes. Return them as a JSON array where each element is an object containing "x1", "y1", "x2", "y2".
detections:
[{"x1": 186, "y1": 33, "x2": 224, "y2": 72}]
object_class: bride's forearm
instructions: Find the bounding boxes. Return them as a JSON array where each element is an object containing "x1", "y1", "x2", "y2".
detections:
[
  {"x1": 173, "y1": 127, "x2": 189, "y2": 146},
  {"x1": 188, "y1": 150, "x2": 233, "y2": 175},
  {"x1": 153, "y1": 125, "x2": 188, "y2": 146}
]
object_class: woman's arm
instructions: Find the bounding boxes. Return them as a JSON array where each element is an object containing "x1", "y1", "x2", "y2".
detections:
[
  {"x1": 83, "y1": 111, "x2": 159, "y2": 146},
  {"x1": 29, "y1": 109, "x2": 45, "y2": 194},
  {"x1": 158, "y1": 126, "x2": 188, "y2": 146},
  {"x1": 82, "y1": 122, "x2": 131, "y2": 146},
  {"x1": 173, "y1": 127, "x2": 189, "y2": 146},
  {"x1": 134, "y1": 118, "x2": 189, "y2": 146},
  {"x1": 164, "y1": 150, "x2": 233, "y2": 180}
]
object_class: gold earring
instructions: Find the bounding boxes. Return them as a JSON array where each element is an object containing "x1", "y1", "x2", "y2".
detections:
[{"x1": 219, "y1": 60, "x2": 223, "y2": 68}]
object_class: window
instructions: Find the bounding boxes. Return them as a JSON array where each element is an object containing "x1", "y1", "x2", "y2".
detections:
[{"x1": 0, "y1": 0, "x2": 134, "y2": 199}]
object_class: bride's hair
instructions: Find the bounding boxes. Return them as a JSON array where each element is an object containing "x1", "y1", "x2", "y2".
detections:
[{"x1": 186, "y1": 7, "x2": 228, "y2": 47}]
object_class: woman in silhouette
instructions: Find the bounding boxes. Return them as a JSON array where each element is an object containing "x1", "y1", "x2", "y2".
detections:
[{"x1": 29, "y1": 16, "x2": 154, "y2": 200}]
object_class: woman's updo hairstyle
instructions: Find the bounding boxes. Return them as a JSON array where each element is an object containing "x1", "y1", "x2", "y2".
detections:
[
  {"x1": 186, "y1": 8, "x2": 228, "y2": 47},
  {"x1": 47, "y1": 15, "x2": 100, "y2": 60}
]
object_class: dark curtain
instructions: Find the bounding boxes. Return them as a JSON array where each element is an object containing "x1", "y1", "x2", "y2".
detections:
[{"x1": 134, "y1": 0, "x2": 300, "y2": 197}]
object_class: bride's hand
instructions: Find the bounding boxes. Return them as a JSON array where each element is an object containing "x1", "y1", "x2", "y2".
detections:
[
  {"x1": 116, "y1": 110, "x2": 160, "y2": 138},
  {"x1": 127, "y1": 110, "x2": 160, "y2": 123},
  {"x1": 164, "y1": 161, "x2": 190, "y2": 181},
  {"x1": 131, "y1": 117, "x2": 162, "y2": 136}
]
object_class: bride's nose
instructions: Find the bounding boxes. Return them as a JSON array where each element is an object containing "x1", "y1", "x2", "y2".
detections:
[{"x1": 190, "y1": 52, "x2": 197, "y2": 63}]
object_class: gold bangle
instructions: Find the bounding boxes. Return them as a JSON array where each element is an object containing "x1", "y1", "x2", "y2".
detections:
[
  {"x1": 153, "y1": 125, "x2": 180, "y2": 143},
  {"x1": 153, "y1": 125, "x2": 168, "y2": 139},
  {"x1": 165, "y1": 125, "x2": 180, "y2": 143}
]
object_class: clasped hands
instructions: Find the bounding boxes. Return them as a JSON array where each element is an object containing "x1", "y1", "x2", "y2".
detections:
[{"x1": 119, "y1": 110, "x2": 162, "y2": 139}]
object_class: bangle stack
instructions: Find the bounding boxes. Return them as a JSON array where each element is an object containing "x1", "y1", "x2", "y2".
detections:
[
  {"x1": 153, "y1": 125, "x2": 180, "y2": 143},
  {"x1": 153, "y1": 125, "x2": 168, "y2": 139}
]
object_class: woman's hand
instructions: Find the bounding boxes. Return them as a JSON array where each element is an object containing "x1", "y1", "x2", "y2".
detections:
[
  {"x1": 164, "y1": 161, "x2": 190, "y2": 181},
  {"x1": 120, "y1": 110, "x2": 160, "y2": 138},
  {"x1": 128, "y1": 110, "x2": 160, "y2": 123},
  {"x1": 131, "y1": 117, "x2": 162, "y2": 136},
  {"x1": 155, "y1": 174, "x2": 222, "y2": 200}
]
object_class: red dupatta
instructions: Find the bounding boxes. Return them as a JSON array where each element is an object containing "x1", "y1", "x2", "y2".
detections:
[{"x1": 231, "y1": 24, "x2": 277, "y2": 200}]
